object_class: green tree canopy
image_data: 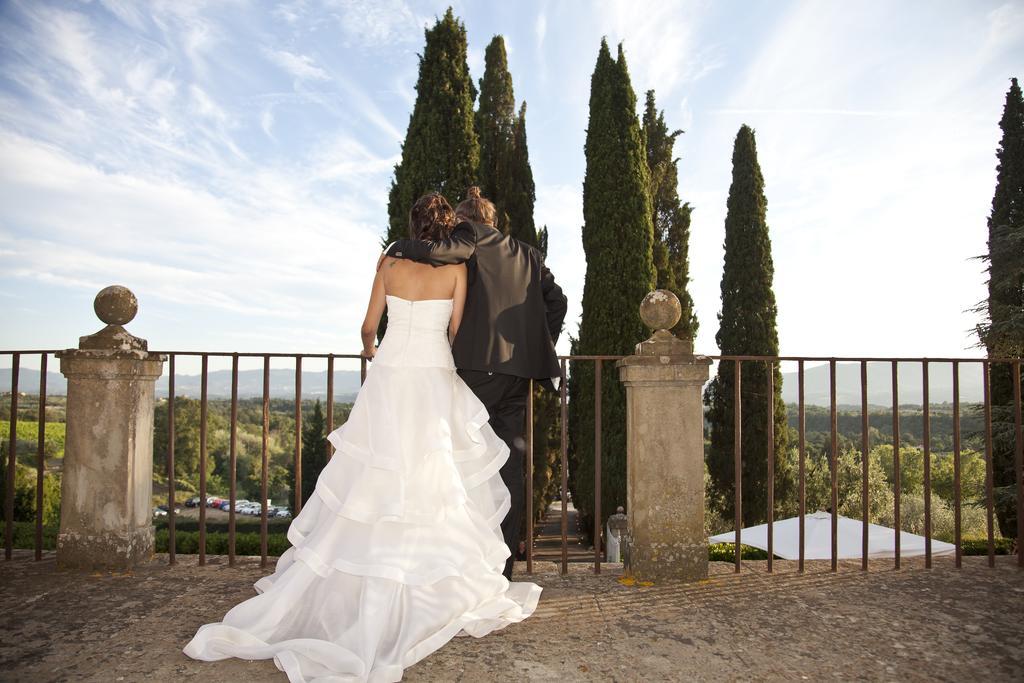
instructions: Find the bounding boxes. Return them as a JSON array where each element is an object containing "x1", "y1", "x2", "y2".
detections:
[
  {"x1": 642, "y1": 90, "x2": 697, "y2": 341},
  {"x1": 569, "y1": 40, "x2": 656, "y2": 540},
  {"x1": 385, "y1": 7, "x2": 478, "y2": 245},
  {"x1": 980, "y1": 77, "x2": 1024, "y2": 538},
  {"x1": 704, "y1": 125, "x2": 791, "y2": 527}
]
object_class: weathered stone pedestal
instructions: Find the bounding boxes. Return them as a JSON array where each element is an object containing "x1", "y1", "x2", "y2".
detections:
[
  {"x1": 617, "y1": 290, "x2": 711, "y2": 582},
  {"x1": 56, "y1": 286, "x2": 165, "y2": 571}
]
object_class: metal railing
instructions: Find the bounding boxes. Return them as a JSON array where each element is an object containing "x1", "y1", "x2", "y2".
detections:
[
  {"x1": 3, "y1": 350, "x2": 1022, "y2": 575},
  {"x1": 709, "y1": 355, "x2": 1023, "y2": 572}
]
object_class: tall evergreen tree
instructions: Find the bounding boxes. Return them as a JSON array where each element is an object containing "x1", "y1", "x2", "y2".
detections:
[
  {"x1": 980, "y1": 77, "x2": 1024, "y2": 538},
  {"x1": 475, "y1": 35, "x2": 515, "y2": 233},
  {"x1": 300, "y1": 400, "x2": 328, "y2": 505},
  {"x1": 385, "y1": 8, "x2": 478, "y2": 244},
  {"x1": 569, "y1": 40, "x2": 656, "y2": 540},
  {"x1": 703, "y1": 125, "x2": 791, "y2": 527},
  {"x1": 475, "y1": 36, "x2": 538, "y2": 245},
  {"x1": 381, "y1": 8, "x2": 478, "y2": 339},
  {"x1": 642, "y1": 90, "x2": 697, "y2": 341},
  {"x1": 505, "y1": 103, "x2": 539, "y2": 245}
]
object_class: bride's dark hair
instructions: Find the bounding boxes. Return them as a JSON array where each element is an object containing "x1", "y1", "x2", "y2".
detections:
[{"x1": 409, "y1": 192, "x2": 456, "y2": 240}]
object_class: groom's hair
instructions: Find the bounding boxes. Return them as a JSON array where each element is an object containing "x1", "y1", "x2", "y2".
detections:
[
  {"x1": 455, "y1": 186, "x2": 496, "y2": 226},
  {"x1": 409, "y1": 192, "x2": 456, "y2": 241}
]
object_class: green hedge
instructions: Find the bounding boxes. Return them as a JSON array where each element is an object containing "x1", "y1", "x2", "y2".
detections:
[
  {"x1": 4, "y1": 523, "x2": 1014, "y2": 560},
  {"x1": 154, "y1": 517, "x2": 292, "y2": 534},
  {"x1": 156, "y1": 528, "x2": 292, "y2": 556},
  {"x1": 961, "y1": 537, "x2": 1013, "y2": 556},
  {"x1": 708, "y1": 543, "x2": 771, "y2": 562}
]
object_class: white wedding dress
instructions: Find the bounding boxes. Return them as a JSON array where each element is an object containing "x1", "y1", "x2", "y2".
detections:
[{"x1": 184, "y1": 295, "x2": 542, "y2": 682}]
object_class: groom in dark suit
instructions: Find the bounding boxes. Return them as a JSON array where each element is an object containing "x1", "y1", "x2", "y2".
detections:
[{"x1": 385, "y1": 187, "x2": 568, "y2": 579}]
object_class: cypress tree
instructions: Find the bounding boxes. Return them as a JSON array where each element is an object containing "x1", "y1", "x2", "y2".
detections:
[
  {"x1": 642, "y1": 90, "x2": 698, "y2": 341},
  {"x1": 381, "y1": 8, "x2": 478, "y2": 339},
  {"x1": 385, "y1": 8, "x2": 478, "y2": 244},
  {"x1": 475, "y1": 37, "x2": 538, "y2": 246},
  {"x1": 475, "y1": 35, "x2": 515, "y2": 234},
  {"x1": 981, "y1": 77, "x2": 1024, "y2": 538},
  {"x1": 570, "y1": 40, "x2": 656, "y2": 540},
  {"x1": 704, "y1": 125, "x2": 791, "y2": 527},
  {"x1": 300, "y1": 400, "x2": 328, "y2": 505},
  {"x1": 537, "y1": 225, "x2": 549, "y2": 257},
  {"x1": 505, "y1": 103, "x2": 539, "y2": 245}
]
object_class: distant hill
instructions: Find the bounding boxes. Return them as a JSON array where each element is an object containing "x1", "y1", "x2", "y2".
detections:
[
  {"x1": 2, "y1": 359, "x2": 989, "y2": 407},
  {"x1": 0, "y1": 367, "x2": 362, "y2": 401},
  {"x1": 779, "y1": 360, "x2": 984, "y2": 406}
]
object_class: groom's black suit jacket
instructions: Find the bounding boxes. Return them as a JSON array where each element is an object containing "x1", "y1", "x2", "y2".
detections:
[{"x1": 386, "y1": 221, "x2": 568, "y2": 390}]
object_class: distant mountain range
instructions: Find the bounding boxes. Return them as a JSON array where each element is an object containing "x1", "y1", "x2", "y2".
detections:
[
  {"x1": 778, "y1": 360, "x2": 984, "y2": 406},
  {"x1": 1, "y1": 367, "x2": 362, "y2": 401},
  {"x1": 2, "y1": 360, "x2": 988, "y2": 406}
]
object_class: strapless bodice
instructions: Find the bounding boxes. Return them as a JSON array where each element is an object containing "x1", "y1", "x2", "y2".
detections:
[{"x1": 373, "y1": 295, "x2": 455, "y2": 368}]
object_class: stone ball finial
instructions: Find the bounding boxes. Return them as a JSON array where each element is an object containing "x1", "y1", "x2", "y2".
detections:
[
  {"x1": 639, "y1": 289, "x2": 681, "y2": 332},
  {"x1": 94, "y1": 285, "x2": 138, "y2": 326}
]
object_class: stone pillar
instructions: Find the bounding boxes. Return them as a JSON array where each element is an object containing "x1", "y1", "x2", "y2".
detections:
[
  {"x1": 56, "y1": 286, "x2": 166, "y2": 570},
  {"x1": 616, "y1": 290, "x2": 711, "y2": 582}
]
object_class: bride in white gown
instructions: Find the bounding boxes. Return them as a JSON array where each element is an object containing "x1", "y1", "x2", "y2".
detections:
[{"x1": 183, "y1": 193, "x2": 542, "y2": 682}]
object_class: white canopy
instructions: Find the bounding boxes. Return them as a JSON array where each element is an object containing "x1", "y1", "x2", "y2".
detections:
[{"x1": 708, "y1": 510, "x2": 956, "y2": 560}]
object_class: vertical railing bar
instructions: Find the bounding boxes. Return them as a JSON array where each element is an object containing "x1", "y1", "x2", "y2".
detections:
[
  {"x1": 5, "y1": 352, "x2": 19, "y2": 560},
  {"x1": 198, "y1": 353, "x2": 208, "y2": 566},
  {"x1": 34, "y1": 353, "x2": 47, "y2": 561},
  {"x1": 294, "y1": 356, "x2": 302, "y2": 516},
  {"x1": 167, "y1": 354, "x2": 176, "y2": 565},
  {"x1": 892, "y1": 361, "x2": 900, "y2": 570},
  {"x1": 559, "y1": 358, "x2": 568, "y2": 576},
  {"x1": 261, "y1": 355, "x2": 270, "y2": 567},
  {"x1": 766, "y1": 360, "x2": 774, "y2": 573},
  {"x1": 734, "y1": 359, "x2": 742, "y2": 574},
  {"x1": 922, "y1": 360, "x2": 932, "y2": 568},
  {"x1": 952, "y1": 361, "x2": 962, "y2": 568},
  {"x1": 228, "y1": 354, "x2": 238, "y2": 566},
  {"x1": 798, "y1": 359, "x2": 806, "y2": 573},
  {"x1": 830, "y1": 359, "x2": 838, "y2": 572},
  {"x1": 983, "y1": 361, "x2": 995, "y2": 567},
  {"x1": 526, "y1": 380, "x2": 534, "y2": 575},
  {"x1": 594, "y1": 360, "x2": 603, "y2": 575},
  {"x1": 861, "y1": 360, "x2": 869, "y2": 571},
  {"x1": 326, "y1": 355, "x2": 335, "y2": 457},
  {"x1": 1013, "y1": 359, "x2": 1023, "y2": 568}
]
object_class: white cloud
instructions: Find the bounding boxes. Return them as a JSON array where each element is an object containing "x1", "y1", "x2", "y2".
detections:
[
  {"x1": 265, "y1": 49, "x2": 331, "y2": 82},
  {"x1": 535, "y1": 183, "x2": 584, "y2": 352},
  {"x1": 594, "y1": 0, "x2": 723, "y2": 96},
  {"x1": 324, "y1": 0, "x2": 432, "y2": 49}
]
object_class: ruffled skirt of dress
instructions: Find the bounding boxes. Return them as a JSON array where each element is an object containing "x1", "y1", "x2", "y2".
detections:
[{"x1": 183, "y1": 364, "x2": 542, "y2": 682}]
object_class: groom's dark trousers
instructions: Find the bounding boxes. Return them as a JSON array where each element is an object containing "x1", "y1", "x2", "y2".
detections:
[{"x1": 457, "y1": 369, "x2": 530, "y2": 581}]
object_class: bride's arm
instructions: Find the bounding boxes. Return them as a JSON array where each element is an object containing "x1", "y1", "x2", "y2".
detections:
[
  {"x1": 448, "y1": 264, "x2": 468, "y2": 343},
  {"x1": 360, "y1": 260, "x2": 388, "y2": 359}
]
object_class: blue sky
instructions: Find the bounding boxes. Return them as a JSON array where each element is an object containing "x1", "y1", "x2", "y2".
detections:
[{"x1": 1, "y1": 0, "x2": 1022, "y2": 377}]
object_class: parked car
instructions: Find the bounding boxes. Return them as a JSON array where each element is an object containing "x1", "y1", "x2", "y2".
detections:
[
  {"x1": 185, "y1": 496, "x2": 201, "y2": 508},
  {"x1": 219, "y1": 501, "x2": 232, "y2": 511},
  {"x1": 208, "y1": 497, "x2": 225, "y2": 508},
  {"x1": 155, "y1": 504, "x2": 181, "y2": 515},
  {"x1": 153, "y1": 506, "x2": 167, "y2": 517},
  {"x1": 274, "y1": 508, "x2": 292, "y2": 518}
]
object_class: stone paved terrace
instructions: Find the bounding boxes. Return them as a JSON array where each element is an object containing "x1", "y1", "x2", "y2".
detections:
[{"x1": 1, "y1": 551, "x2": 1022, "y2": 682}]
